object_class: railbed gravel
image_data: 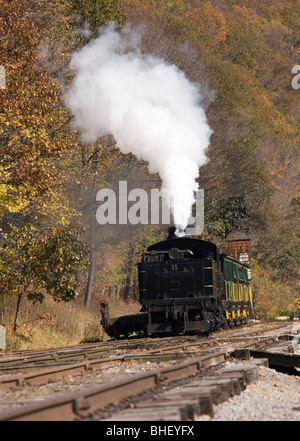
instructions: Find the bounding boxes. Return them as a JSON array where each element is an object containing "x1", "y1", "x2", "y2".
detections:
[{"x1": 198, "y1": 365, "x2": 300, "y2": 421}]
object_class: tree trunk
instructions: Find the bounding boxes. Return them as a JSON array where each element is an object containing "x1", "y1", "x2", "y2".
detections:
[
  {"x1": 123, "y1": 273, "x2": 133, "y2": 301},
  {"x1": 14, "y1": 292, "x2": 23, "y2": 332},
  {"x1": 123, "y1": 245, "x2": 135, "y2": 301},
  {"x1": 84, "y1": 222, "x2": 96, "y2": 307},
  {"x1": 84, "y1": 247, "x2": 95, "y2": 307},
  {"x1": 0, "y1": 295, "x2": 4, "y2": 325}
]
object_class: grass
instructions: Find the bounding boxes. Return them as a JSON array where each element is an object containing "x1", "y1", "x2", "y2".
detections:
[{"x1": 0, "y1": 293, "x2": 141, "y2": 351}]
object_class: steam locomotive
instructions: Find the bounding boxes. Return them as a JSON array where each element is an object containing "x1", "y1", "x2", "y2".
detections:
[{"x1": 100, "y1": 229, "x2": 253, "y2": 338}]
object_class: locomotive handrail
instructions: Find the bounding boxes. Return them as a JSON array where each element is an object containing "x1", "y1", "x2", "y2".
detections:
[{"x1": 143, "y1": 249, "x2": 193, "y2": 255}]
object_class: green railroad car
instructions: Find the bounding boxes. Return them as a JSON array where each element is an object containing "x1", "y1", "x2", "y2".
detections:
[{"x1": 221, "y1": 255, "x2": 253, "y2": 325}]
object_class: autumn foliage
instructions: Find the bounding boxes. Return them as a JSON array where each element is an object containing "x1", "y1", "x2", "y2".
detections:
[{"x1": 0, "y1": 1, "x2": 70, "y2": 198}]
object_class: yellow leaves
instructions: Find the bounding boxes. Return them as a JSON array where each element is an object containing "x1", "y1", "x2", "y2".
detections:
[
  {"x1": 35, "y1": 190, "x2": 79, "y2": 227},
  {"x1": 251, "y1": 258, "x2": 295, "y2": 318},
  {"x1": 0, "y1": 178, "x2": 30, "y2": 216},
  {"x1": 291, "y1": 297, "x2": 300, "y2": 313}
]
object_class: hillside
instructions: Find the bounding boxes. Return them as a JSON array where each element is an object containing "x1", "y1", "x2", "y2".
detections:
[{"x1": 0, "y1": 0, "x2": 300, "y2": 343}]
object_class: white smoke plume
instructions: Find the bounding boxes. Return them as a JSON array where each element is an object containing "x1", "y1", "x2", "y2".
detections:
[{"x1": 66, "y1": 24, "x2": 212, "y2": 233}]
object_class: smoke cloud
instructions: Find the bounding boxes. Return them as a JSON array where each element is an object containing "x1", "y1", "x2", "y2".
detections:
[{"x1": 66, "y1": 24, "x2": 212, "y2": 233}]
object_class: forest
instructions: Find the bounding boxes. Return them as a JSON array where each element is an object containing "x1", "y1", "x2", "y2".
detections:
[{"x1": 0, "y1": 0, "x2": 300, "y2": 346}]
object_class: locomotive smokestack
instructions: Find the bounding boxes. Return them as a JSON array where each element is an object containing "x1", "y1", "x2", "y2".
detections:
[
  {"x1": 167, "y1": 226, "x2": 186, "y2": 239},
  {"x1": 167, "y1": 226, "x2": 176, "y2": 240}
]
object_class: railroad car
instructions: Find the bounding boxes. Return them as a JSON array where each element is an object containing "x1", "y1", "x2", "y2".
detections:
[{"x1": 100, "y1": 230, "x2": 253, "y2": 338}]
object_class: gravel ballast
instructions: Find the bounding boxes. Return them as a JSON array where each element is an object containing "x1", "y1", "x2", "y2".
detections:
[{"x1": 198, "y1": 365, "x2": 300, "y2": 421}]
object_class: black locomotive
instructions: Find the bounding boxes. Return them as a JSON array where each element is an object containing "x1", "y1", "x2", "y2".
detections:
[{"x1": 100, "y1": 229, "x2": 253, "y2": 338}]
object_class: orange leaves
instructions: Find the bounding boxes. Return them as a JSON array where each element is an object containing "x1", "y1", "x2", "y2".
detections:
[
  {"x1": 188, "y1": 4, "x2": 228, "y2": 45},
  {"x1": 232, "y1": 5, "x2": 260, "y2": 23}
]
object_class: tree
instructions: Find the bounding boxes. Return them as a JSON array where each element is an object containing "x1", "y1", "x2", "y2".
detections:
[
  {"x1": 69, "y1": 0, "x2": 126, "y2": 32},
  {"x1": 204, "y1": 195, "x2": 247, "y2": 239},
  {"x1": 0, "y1": 0, "x2": 80, "y2": 227},
  {"x1": 0, "y1": 224, "x2": 89, "y2": 331}
]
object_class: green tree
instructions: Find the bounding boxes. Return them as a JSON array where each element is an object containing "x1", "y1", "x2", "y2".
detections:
[
  {"x1": 205, "y1": 195, "x2": 247, "y2": 239},
  {"x1": 0, "y1": 224, "x2": 89, "y2": 331}
]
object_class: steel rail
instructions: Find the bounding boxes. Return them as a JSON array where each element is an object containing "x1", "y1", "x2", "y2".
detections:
[
  {"x1": 0, "y1": 345, "x2": 121, "y2": 368},
  {"x1": 0, "y1": 355, "x2": 124, "y2": 391}
]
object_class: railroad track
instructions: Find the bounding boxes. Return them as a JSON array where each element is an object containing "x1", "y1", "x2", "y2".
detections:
[
  {"x1": 0, "y1": 334, "x2": 276, "y2": 392},
  {"x1": 0, "y1": 343, "x2": 267, "y2": 421},
  {"x1": 0, "y1": 321, "x2": 298, "y2": 421},
  {"x1": 0, "y1": 320, "x2": 289, "y2": 371}
]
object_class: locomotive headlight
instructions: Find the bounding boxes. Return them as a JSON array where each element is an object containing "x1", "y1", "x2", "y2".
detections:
[{"x1": 169, "y1": 248, "x2": 180, "y2": 260}]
